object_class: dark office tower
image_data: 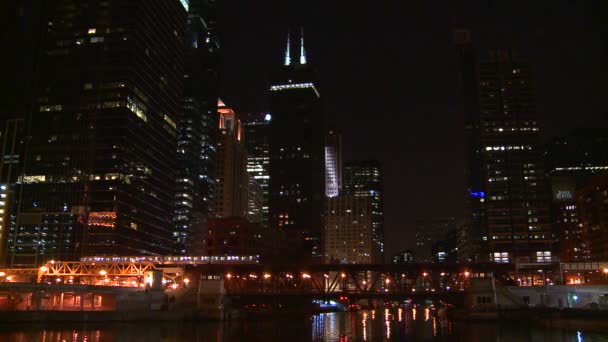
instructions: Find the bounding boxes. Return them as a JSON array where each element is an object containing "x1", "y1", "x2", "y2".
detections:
[
  {"x1": 7, "y1": 0, "x2": 187, "y2": 267},
  {"x1": 325, "y1": 128, "x2": 343, "y2": 198},
  {"x1": 454, "y1": 29, "x2": 484, "y2": 262},
  {"x1": 269, "y1": 28, "x2": 324, "y2": 262},
  {"x1": 174, "y1": 0, "x2": 220, "y2": 254},
  {"x1": 457, "y1": 37, "x2": 553, "y2": 263},
  {"x1": 242, "y1": 113, "x2": 271, "y2": 226},
  {"x1": 343, "y1": 160, "x2": 385, "y2": 260}
]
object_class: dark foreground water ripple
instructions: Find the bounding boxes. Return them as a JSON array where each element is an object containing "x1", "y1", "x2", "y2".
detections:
[{"x1": 1, "y1": 308, "x2": 607, "y2": 341}]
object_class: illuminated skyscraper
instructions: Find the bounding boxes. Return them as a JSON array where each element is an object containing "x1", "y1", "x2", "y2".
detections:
[
  {"x1": 174, "y1": 0, "x2": 220, "y2": 254},
  {"x1": 325, "y1": 128, "x2": 342, "y2": 198},
  {"x1": 214, "y1": 102, "x2": 248, "y2": 219},
  {"x1": 343, "y1": 160, "x2": 385, "y2": 259},
  {"x1": 269, "y1": 28, "x2": 324, "y2": 261},
  {"x1": 243, "y1": 113, "x2": 271, "y2": 226},
  {"x1": 7, "y1": 0, "x2": 188, "y2": 266},
  {"x1": 456, "y1": 32, "x2": 553, "y2": 263}
]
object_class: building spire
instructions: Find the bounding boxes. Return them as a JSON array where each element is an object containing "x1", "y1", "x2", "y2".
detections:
[
  {"x1": 299, "y1": 26, "x2": 307, "y2": 65},
  {"x1": 284, "y1": 30, "x2": 291, "y2": 66}
]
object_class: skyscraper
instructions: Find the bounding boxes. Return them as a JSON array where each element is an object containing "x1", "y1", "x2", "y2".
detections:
[
  {"x1": 214, "y1": 101, "x2": 248, "y2": 219},
  {"x1": 324, "y1": 196, "x2": 376, "y2": 264},
  {"x1": 7, "y1": 0, "x2": 188, "y2": 267},
  {"x1": 343, "y1": 160, "x2": 385, "y2": 260},
  {"x1": 457, "y1": 34, "x2": 553, "y2": 263},
  {"x1": 242, "y1": 113, "x2": 271, "y2": 226},
  {"x1": 268, "y1": 28, "x2": 324, "y2": 261},
  {"x1": 325, "y1": 128, "x2": 342, "y2": 198},
  {"x1": 174, "y1": 0, "x2": 220, "y2": 254}
]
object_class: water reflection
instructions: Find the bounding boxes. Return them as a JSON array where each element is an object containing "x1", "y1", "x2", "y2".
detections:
[{"x1": 0, "y1": 307, "x2": 605, "y2": 341}]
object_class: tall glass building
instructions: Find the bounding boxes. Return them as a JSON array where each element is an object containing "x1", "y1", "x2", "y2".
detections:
[{"x1": 7, "y1": 0, "x2": 188, "y2": 266}]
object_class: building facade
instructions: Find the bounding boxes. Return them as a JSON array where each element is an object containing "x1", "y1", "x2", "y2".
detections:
[
  {"x1": 576, "y1": 174, "x2": 608, "y2": 261},
  {"x1": 7, "y1": 0, "x2": 187, "y2": 267},
  {"x1": 415, "y1": 217, "x2": 456, "y2": 263},
  {"x1": 174, "y1": 0, "x2": 220, "y2": 254},
  {"x1": 205, "y1": 217, "x2": 265, "y2": 256},
  {"x1": 214, "y1": 102, "x2": 248, "y2": 219},
  {"x1": 456, "y1": 31, "x2": 553, "y2": 263},
  {"x1": 324, "y1": 196, "x2": 378, "y2": 264},
  {"x1": 242, "y1": 113, "x2": 271, "y2": 226},
  {"x1": 268, "y1": 29, "x2": 324, "y2": 262},
  {"x1": 325, "y1": 128, "x2": 342, "y2": 198},
  {"x1": 343, "y1": 160, "x2": 385, "y2": 260}
]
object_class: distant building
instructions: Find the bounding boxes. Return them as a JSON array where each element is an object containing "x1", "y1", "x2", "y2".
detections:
[
  {"x1": 392, "y1": 250, "x2": 415, "y2": 264},
  {"x1": 550, "y1": 177, "x2": 587, "y2": 262},
  {"x1": 324, "y1": 196, "x2": 379, "y2": 264},
  {"x1": 431, "y1": 228, "x2": 458, "y2": 263},
  {"x1": 242, "y1": 113, "x2": 271, "y2": 226},
  {"x1": 205, "y1": 217, "x2": 266, "y2": 257},
  {"x1": 343, "y1": 160, "x2": 385, "y2": 259},
  {"x1": 456, "y1": 30, "x2": 552, "y2": 263},
  {"x1": 247, "y1": 176, "x2": 264, "y2": 224},
  {"x1": 214, "y1": 102, "x2": 248, "y2": 219},
  {"x1": 547, "y1": 129, "x2": 608, "y2": 186},
  {"x1": 268, "y1": 28, "x2": 324, "y2": 262},
  {"x1": 415, "y1": 218, "x2": 456, "y2": 263},
  {"x1": 325, "y1": 129, "x2": 342, "y2": 198},
  {"x1": 576, "y1": 174, "x2": 608, "y2": 261}
]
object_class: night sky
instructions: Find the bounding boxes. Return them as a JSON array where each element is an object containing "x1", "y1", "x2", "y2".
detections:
[{"x1": 217, "y1": 1, "x2": 608, "y2": 257}]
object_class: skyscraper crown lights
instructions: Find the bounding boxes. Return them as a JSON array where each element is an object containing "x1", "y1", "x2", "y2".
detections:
[{"x1": 284, "y1": 27, "x2": 307, "y2": 66}]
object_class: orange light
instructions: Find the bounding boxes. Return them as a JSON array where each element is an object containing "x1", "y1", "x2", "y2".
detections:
[
  {"x1": 184, "y1": 278, "x2": 190, "y2": 285},
  {"x1": 263, "y1": 273, "x2": 271, "y2": 279},
  {"x1": 422, "y1": 272, "x2": 428, "y2": 277},
  {"x1": 341, "y1": 273, "x2": 346, "y2": 278},
  {"x1": 99, "y1": 270, "x2": 107, "y2": 276},
  {"x1": 603, "y1": 268, "x2": 608, "y2": 274},
  {"x1": 226, "y1": 273, "x2": 232, "y2": 279},
  {"x1": 302, "y1": 273, "x2": 311, "y2": 279},
  {"x1": 464, "y1": 271, "x2": 470, "y2": 277}
]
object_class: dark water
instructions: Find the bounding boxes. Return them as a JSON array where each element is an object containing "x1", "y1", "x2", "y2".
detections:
[{"x1": 1, "y1": 308, "x2": 607, "y2": 341}]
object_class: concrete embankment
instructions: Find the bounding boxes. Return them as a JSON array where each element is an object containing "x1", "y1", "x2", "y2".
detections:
[{"x1": 0, "y1": 310, "x2": 214, "y2": 323}]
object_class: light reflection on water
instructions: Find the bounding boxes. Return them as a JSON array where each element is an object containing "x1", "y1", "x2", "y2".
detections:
[{"x1": 0, "y1": 307, "x2": 605, "y2": 341}]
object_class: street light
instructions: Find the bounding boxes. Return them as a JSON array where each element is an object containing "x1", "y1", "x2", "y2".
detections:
[
  {"x1": 99, "y1": 270, "x2": 107, "y2": 276},
  {"x1": 184, "y1": 278, "x2": 190, "y2": 286},
  {"x1": 0, "y1": 272, "x2": 5, "y2": 277}
]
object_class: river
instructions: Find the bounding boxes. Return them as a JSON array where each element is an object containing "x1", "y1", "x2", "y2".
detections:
[{"x1": 1, "y1": 307, "x2": 606, "y2": 341}]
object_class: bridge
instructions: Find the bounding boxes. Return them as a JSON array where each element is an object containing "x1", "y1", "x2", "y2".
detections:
[{"x1": 1, "y1": 257, "x2": 605, "y2": 301}]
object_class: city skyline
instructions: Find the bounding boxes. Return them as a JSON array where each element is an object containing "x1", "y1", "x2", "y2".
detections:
[{"x1": 217, "y1": 1, "x2": 607, "y2": 256}]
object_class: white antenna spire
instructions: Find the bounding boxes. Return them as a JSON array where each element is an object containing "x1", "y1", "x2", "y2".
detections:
[
  {"x1": 300, "y1": 26, "x2": 307, "y2": 65},
  {"x1": 284, "y1": 30, "x2": 291, "y2": 66}
]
